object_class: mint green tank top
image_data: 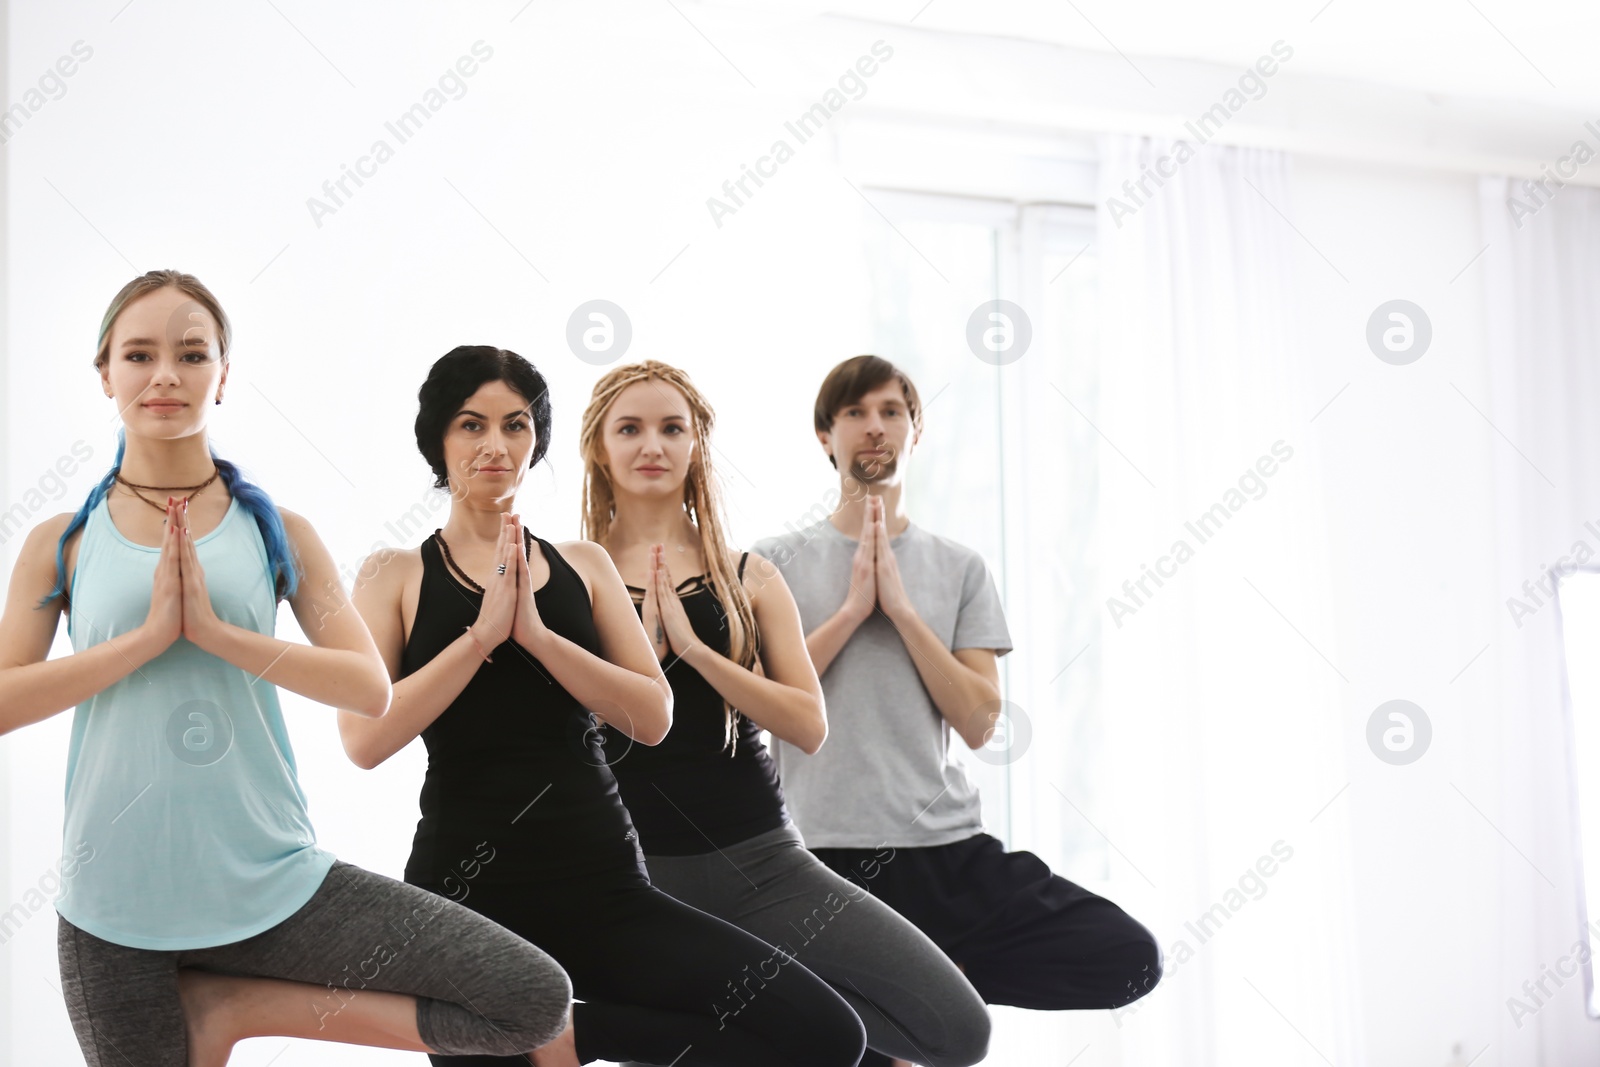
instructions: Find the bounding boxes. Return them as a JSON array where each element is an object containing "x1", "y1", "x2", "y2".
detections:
[{"x1": 56, "y1": 492, "x2": 337, "y2": 949}]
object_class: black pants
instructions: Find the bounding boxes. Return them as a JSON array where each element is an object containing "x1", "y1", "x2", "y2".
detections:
[
  {"x1": 413, "y1": 867, "x2": 866, "y2": 1067},
  {"x1": 812, "y1": 833, "x2": 1162, "y2": 1067}
]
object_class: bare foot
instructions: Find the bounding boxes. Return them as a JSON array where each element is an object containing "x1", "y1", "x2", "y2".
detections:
[
  {"x1": 527, "y1": 1003, "x2": 578, "y2": 1067},
  {"x1": 175, "y1": 967, "x2": 239, "y2": 1067}
]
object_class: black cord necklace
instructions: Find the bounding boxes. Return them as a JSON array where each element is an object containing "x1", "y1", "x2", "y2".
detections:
[
  {"x1": 115, "y1": 467, "x2": 222, "y2": 516},
  {"x1": 434, "y1": 526, "x2": 533, "y2": 594}
]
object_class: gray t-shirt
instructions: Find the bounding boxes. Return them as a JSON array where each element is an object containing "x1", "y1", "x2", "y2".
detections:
[{"x1": 751, "y1": 517, "x2": 1013, "y2": 848}]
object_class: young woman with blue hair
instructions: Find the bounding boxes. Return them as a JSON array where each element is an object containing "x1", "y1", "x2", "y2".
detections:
[{"x1": 0, "y1": 270, "x2": 576, "y2": 1065}]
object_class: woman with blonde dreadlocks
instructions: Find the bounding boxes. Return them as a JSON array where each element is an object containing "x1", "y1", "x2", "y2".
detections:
[{"x1": 580, "y1": 361, "x2": 993, "y2": 1067}]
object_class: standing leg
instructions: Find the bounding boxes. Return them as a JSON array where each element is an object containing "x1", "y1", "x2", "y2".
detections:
[{"x1": 57, "y1": 914, "x2": 189, "y2": 1066}]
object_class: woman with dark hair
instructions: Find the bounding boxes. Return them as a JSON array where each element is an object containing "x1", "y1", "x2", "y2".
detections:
[
  {"x1": 579, "y1": 360, "x2": 992, "y2": 1067},
  {"x1": 339, "y1": 345, "x2": 867, "y2": 1067},
  {"x1": 0, "y1": 271, "x2": 576, "y2": 1064}
]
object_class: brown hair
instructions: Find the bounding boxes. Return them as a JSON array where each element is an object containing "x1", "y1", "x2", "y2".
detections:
[
  {"x1": 578, "y1": 360, "x2": 758, "y2": 752},
  {"x1": 94, "y1": 269, "x2": 232, "y2": 372},
  {"x1": 812, "y1": 355, "x2": 923, "y2": 468}
]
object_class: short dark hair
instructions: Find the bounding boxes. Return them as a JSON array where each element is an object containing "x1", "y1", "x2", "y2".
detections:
[
  {"x1": 415, "y1": 346, "x2": 552, "y2": 489},
  {"x1": 812, "y1": 355, "x2": 923, "y2": 469}
]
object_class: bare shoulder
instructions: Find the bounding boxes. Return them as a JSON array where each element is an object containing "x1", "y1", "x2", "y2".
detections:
[
  {"x1": 553, "y1": 538, "x2": 609, "y2": 571},
  {"x1": 361, "y1": 542, "x2": 424, "y2": 594},
  {"x1": 739, "y1": 549, "x2": 782, "y2": 605},
  {"x1": 5, "y1": 512, "x2": 80, "y2": 609},
  {"x1": 277, "y1": 507, "x2": 313, "y2": 545},
  {"x1": 32, "y1": 510, "x2": 81, "y2": 561},
  {"x1": 552, "y1": 539, "x2": 608, "y2": 595},
  {"x1": 35, "y1": 511, "x2": 78, "y2": 546}
]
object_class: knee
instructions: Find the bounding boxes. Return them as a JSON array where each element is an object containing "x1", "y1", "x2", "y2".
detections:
[
  {"x1": 1115, "y1": 922, "x2": 1164, "y2": 1007},
  {"x1": 806, "y1": 996, "x2": 867, "y2": 1067},
  {"x1": 496, "y1": 948, "x2": 574, "y2": 1050},
  {"x1": 923, "y1": 1003, "x2": 992, "y2": 1067}
]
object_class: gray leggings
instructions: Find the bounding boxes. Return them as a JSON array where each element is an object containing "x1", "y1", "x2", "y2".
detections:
[
  {"x1": 627, "y1": 822, "x2": 991, "y2": 1067},
  {"x1": 56, "y1": 859, "x2": 572, "y2": 1064}
]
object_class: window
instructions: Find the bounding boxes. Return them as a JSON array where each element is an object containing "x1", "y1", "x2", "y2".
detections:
[
  {"x1": 1556, "y1": 567, "x2": 1600, "y2": 1018},
  {"x1": 856, "y1": 185, "x2": 1111, "y2": 883}
]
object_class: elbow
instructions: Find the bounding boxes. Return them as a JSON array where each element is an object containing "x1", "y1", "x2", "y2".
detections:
[
  {"x1": 358, "y1": 672, "x2": 393, "y2": 720},
  {"x1": 963, "y1": 714, "x2": 997, "y2": 752},
  {"x1": 646, "y1": 681, "x2": 672, "y2": 748},
  {"x1": 337, "y1": 708, "x2": 393, "y2": 771},
  {"x1": 803, "y1": 707, "x2": 828, "y2": 755},
  {"x1": 639, "y1": 687, "x2": 673, "y2": 746},
  {"x1": 340, "y1": 732, "x2": 384, "y2": 771},
  {"x1": 642, "y1": 703, "x2": 672, "y2": 747}
]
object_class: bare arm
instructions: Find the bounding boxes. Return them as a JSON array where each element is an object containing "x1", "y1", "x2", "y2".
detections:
[
  {"x1": 677, "y1": 553, "x2": 826, "y2": 753},
  {"x1": 190, "y1": 509, "x2": 391, "y2": 719},
  {"x1": 0, "y1": 515, "x2": 168, "y2": 736},
  {"x1": 885, "y1": 609, "x2": 1003, "y2": 750},
  {"x1": 336, "y1": 546, "x2": 497, "y2": 769},
  {"x1": 523, "y1": 540, "x2": 673, "y2": 746}
]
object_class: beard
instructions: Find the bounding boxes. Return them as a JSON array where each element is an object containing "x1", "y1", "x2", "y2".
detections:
[{"x1": 848, "y1": 449, "x2": 898, "y2": 482}]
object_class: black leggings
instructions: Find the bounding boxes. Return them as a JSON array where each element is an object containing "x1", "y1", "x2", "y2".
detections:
[
  {"x1": 414, "y1": 870, "x2": 867, "y2": 1067},
  {"x1": 813, "y1": 834, "x2": 1164, "y2": 1067}
]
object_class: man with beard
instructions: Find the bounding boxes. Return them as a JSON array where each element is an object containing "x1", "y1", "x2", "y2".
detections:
[{"x1": 752, "y1": 355, "x2": 1163, "y2": 1066}]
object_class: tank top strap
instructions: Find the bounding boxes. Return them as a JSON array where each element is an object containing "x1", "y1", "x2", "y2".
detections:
[
  {"x1": 737, "y1": 551, "x2": 748, "y2": 580},
  {"x1": 424, "y1": 526, "x2": 535, "y2": 590}
]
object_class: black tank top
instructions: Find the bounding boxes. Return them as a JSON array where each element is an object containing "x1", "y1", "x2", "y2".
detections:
[
  {"x1": 400, "y1": 528, "x2": 648, "y2": 887},
  {"x1": 602, "y1": 552, "x2": 790, "y2": 855}
]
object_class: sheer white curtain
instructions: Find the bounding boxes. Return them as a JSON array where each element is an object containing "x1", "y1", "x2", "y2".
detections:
[
  {"x1": 1478, "y1": 175, "x2": 1600, "y2": 1065},
  {"x1": 1090, "y1": 135, "x2": 1364, "y2": 1065}
]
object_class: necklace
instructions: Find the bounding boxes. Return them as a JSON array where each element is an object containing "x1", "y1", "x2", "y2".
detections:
[
  {"x1": 114, "y1": 467, "x2": 222, "y2": 516},
  {"x1": 434, "y1": 527, "x2": 532, "y2": 594}
]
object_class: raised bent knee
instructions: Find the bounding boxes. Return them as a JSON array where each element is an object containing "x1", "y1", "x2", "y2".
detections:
[
  {"x1": 1117, "y1": 925, "x2": 1163, "y2": 1006},
  {"x1": 500, "y1": 951, "x2": 574, "y2": 1050},
  {"x1": 922, "y1": 1002, "x2": 992, "y2": 1067}
]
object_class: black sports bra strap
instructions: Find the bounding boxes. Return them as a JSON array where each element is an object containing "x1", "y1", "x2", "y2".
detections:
[{"x1": 737, "y1": 552, "x2": 748, "y2": 580}]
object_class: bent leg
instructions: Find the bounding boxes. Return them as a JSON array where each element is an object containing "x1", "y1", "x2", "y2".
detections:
[
  {"x1": 543, "y1": 880, "x2": 866, "y2": 1067},
  {"x1": 816, "y1": 835, "x2": 1162, "y2": 1013},
  {"x1": 182, "y1": 860, "x2": 572, "y2": 1057},
  {"x1": 644, "y1": 825, "x2": 990, "y2": 1067},
  {"x1": 952, "y1": 853, "x2": 1162, "y2": 1011}
]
